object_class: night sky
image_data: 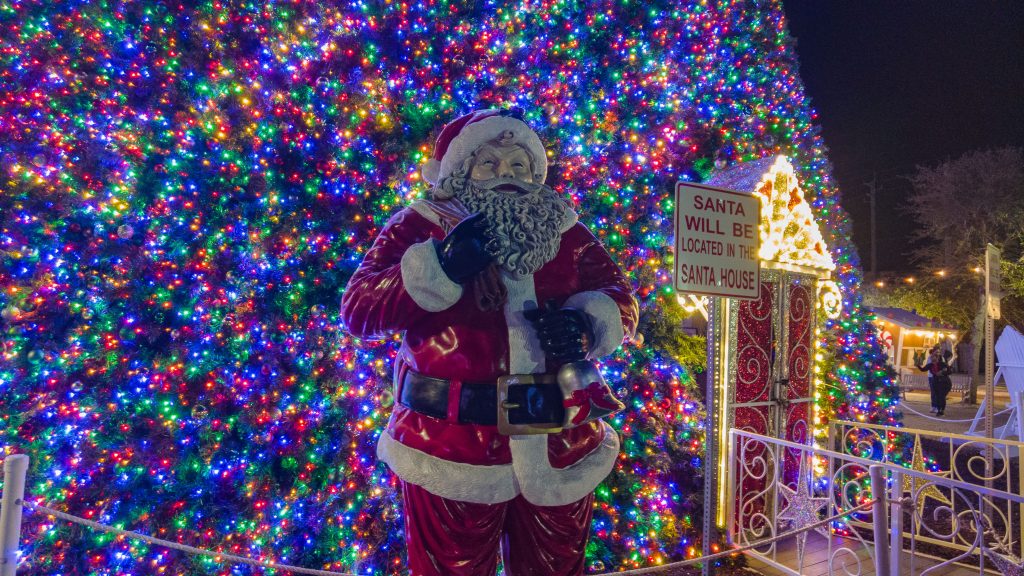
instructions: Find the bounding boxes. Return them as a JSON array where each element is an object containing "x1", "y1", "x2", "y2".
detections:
[{"x1": 784, "y1": 1, "x2": 1024, "y2": 273}]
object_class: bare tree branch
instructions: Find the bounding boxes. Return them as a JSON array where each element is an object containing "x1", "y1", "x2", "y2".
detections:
[{"x1": 905, "y1": 147, "x2": 1024, "y2": 270}]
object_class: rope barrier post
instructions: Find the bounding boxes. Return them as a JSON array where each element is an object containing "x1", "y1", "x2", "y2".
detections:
[
  {"x1": 0, "y1": 454, "x2": 29, "y2": 576},
  {"x1": 868, "y1": 465, "x2": 891, "y2": 576},
  {"x1": 888, "y1": 469, "x2": 903, "y2": 575}
]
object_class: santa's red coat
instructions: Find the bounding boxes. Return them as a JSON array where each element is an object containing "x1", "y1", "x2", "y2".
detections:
[{"x1": 341, "y1": 200, "x2": 639, "y2": 505}]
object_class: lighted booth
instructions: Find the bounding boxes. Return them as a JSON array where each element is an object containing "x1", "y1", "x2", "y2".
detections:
[
  {"x1": 700, "y1": 156, "x2": 840, "y2": 532},
  {"x1": 871, "y1": 307, "x2": 961, "y2": 395}
]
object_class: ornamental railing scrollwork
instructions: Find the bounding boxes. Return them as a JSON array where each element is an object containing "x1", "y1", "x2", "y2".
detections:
[
  {"x1": 827, "y1": 420, "x2": 1024, "y2": 571},
  {"x1": 729, "y1": 431, "x2": 877, "y2": 576},
  {"x1": 730, "y1": 428, "x2": 1024, "y2": 575}
]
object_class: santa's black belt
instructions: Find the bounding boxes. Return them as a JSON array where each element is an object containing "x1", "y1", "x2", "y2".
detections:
[{"x1": 399, "y1": 369, "x2": 565, "y2": 426}]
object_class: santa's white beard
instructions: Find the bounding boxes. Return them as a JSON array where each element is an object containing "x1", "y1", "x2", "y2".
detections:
[{"x1": 451, "y1": 178, "x2": 568, "y2": 278}]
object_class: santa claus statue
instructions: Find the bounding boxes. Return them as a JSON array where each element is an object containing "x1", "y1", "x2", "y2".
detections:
[{"x1": 341, "y1": 108, "x2": 638, "y2": 575}]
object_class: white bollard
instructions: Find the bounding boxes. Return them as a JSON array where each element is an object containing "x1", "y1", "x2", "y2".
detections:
[
  {"x1": 869, "y1": 465, "x2": 891, "y2": 576},
  {"x1": 0, "y1": 455, "x2": 29, "y2": 576},
  {"x1": 889, "y1": 470, "x2": 903, "y2": 575}
]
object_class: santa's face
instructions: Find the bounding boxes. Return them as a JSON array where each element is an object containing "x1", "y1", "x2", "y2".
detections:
[
  {"x1": 437, "y1": 142, "x2": 564, "y2": 278},
  {"x1": 469, "y1": 143, "x2": 535, "y2": 184}
]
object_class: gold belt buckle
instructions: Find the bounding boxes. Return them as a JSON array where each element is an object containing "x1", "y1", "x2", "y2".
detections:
[{"x1": 496, "y1": 374, "x2": 563, "y2": 436}]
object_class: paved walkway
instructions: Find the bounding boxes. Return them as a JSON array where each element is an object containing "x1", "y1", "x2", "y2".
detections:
[
  {"x1": 742, "y1": 531, "x2": 983, "y2": 576},
  {"x1": 898, "y1": 386, "x2": 1015, "y2": 436}
]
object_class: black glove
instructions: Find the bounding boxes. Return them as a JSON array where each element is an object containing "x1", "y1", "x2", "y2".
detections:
[
  {"x1": 435, "y1": 213, "x2": 493, "y2": 284},
  {"x1": 524, "y1": 299, "x2": 595, "y2": 364}
]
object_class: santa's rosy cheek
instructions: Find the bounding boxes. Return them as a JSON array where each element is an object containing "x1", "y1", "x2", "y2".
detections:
[{"x1": 470, "y1": 166, "x2": 493, "y2": 180}]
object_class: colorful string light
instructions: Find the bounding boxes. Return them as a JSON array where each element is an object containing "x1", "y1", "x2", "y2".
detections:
[{"x1": 0, "y1": 0, "x2": 897, "y2": 573}]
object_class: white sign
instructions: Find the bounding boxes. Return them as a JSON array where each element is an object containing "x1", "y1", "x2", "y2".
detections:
[{"x1": 674, "y1": 182, "x2": 761, "y2": 299}]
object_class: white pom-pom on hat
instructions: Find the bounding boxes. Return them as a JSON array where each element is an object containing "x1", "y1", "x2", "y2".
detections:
[{"x1": 421, "y1": 109, "x2": 547, "y2": 185}]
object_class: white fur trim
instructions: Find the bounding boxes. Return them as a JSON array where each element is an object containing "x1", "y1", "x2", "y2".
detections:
[
  {"x1": 377, "y1": 431, "x2": 519, "y2": 504},
  {"x1": 503, "y1": 271, "x2": 547, "y2": 374},
  {"x1": 436, "y1": 116, "x2": 548, "y2": 185},
  {"x1": 564, "y1": 290, "x2": 627, "y2": 358},
  {"x1": 559, "y1": 203, "x2": 578, "y2": 233},
  {"x1": 422, "y1": 159, "x2": 441, "y2": 185},
  {"x1": 510, "y1": 420, "x2": 620, "y2": 506},
  {"x1": 407, "y1": 199, "x2": 445, "y2": 228},
  {"x1": 400, "y1": 239, "x2": 463, "y2": 312}
]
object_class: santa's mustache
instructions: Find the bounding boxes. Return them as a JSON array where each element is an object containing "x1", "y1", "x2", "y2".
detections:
[{"x1": 470, "y1": 177, "x2": 549, "y2": 196}]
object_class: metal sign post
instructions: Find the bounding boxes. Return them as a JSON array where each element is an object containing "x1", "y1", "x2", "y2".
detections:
[
  {"x1": 702, "y1": 297, "x2": 720, "y2": 576},
  {"x1": 985, "y1": 244, "x2": 1001, "y2": 483},
  {"x1": 674, "y1": 182, "x2": 760, "y2": 576}
]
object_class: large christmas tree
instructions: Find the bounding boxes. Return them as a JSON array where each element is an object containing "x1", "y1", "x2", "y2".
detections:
[{"x1": 0, "y1": 0, "x2": 898, "y2": 573}]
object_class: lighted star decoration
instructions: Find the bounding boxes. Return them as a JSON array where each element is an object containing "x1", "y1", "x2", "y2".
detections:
[
  {"x1": 983, "y1": 549, "x2": 1024, "y2": 576},
  {"x1": 903, "y1": 439, "x2": 952, "y2": 508},
  {"x1": 777, "y1": 453, "x2": 827, "y2": 565}
]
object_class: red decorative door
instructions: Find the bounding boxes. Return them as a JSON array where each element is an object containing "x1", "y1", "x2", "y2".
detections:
[
  {"x1": 728, "y1": 271, "x2": 817, "y2": 527},
  {"x1": 732, "y1": 280, "x2": 776, "y2": 439},
  {"x1": 782, "y1": 278, "x2": 814, "y2": 489}
]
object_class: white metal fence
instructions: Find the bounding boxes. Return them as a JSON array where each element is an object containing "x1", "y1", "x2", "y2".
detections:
[
  {"x1": 828, "y1": 420, "x2": 1024, "y2": 570},
  {"x1": 729, "y1": 428, "x2": 1024, "y2": 575}
]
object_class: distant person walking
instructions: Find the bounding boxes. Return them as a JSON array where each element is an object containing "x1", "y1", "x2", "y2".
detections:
[{"x1": 915, "y1": 345, "x2": 953, "y2": 416}]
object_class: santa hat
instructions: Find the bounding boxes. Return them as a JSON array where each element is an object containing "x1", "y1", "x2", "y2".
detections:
[{"x1": 422, "y1": 109, "x2": 548, "y2": 185}]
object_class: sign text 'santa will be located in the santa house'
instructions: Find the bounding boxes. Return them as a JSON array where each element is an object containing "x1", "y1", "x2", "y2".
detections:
[{"x1": 674, "y1": 182, "x2": 761, "y2": 299}]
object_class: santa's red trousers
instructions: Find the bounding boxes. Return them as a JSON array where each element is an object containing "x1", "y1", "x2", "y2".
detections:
[{"x1": 401, "y1": 480, "x2": 595, "y2": 576}]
